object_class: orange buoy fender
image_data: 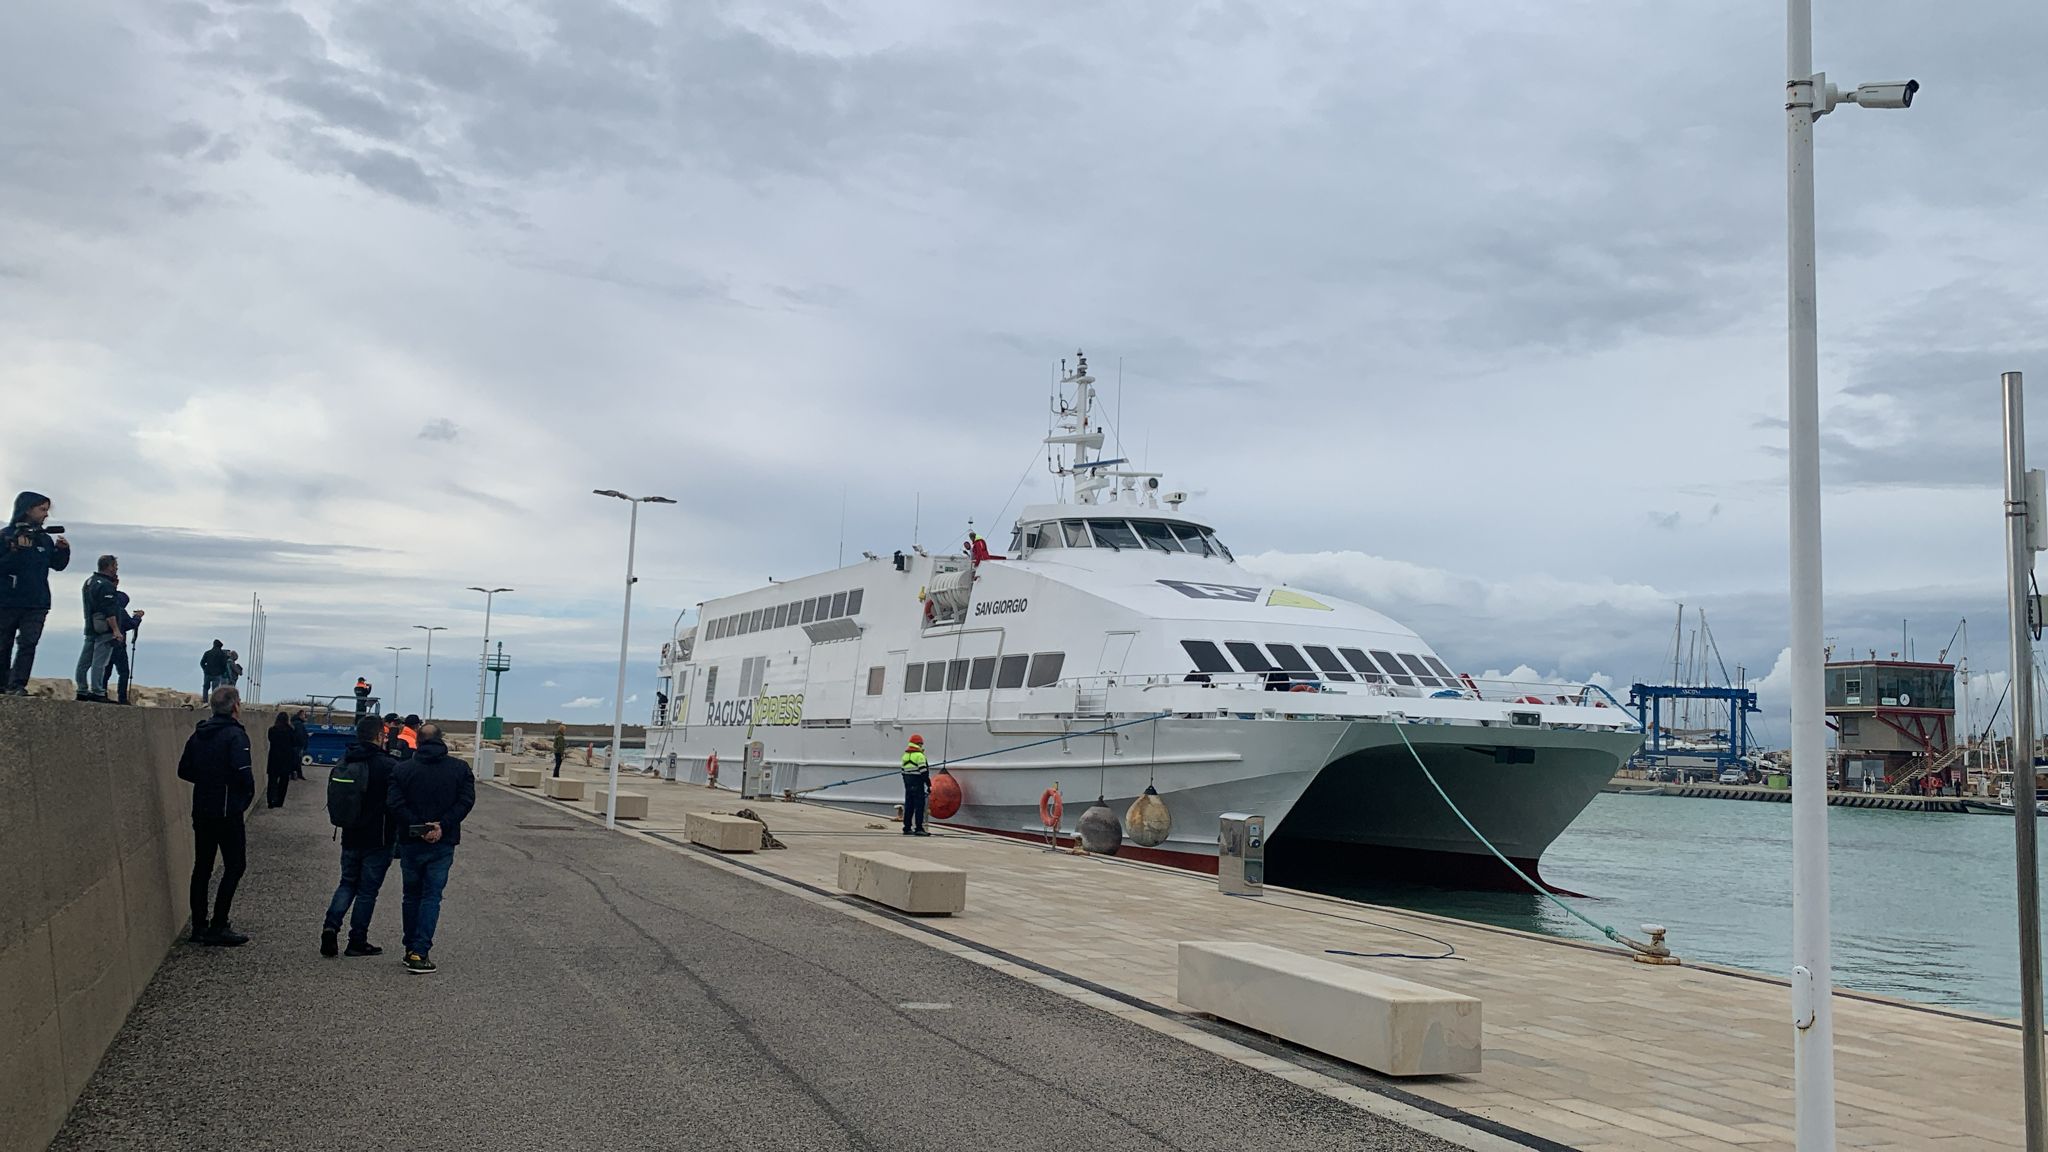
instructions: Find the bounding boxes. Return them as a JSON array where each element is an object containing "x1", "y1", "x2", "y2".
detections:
[
  {"x1": 705, "y1": 750, "x2": 720, "y2": 785},
  {"x1": 1126, "y1": 784, "x2": 1172, "y2": 848},
  {"x1": 929, "y1": 768, "x2": 962, "y2": 819},
  {"x1": 1039, "y1": 787, "x2": 1063, "y2": 829}
]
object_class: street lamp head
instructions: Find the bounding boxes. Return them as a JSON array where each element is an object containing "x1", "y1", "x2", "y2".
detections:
[
  {"x1": 594, "y1": 489, "x2": 629, "y2": 500},
  {"x1": 468, "y1": 586, "x2": 513, "y2": 595},
  {"x1": 644, "y1": 496, "x2": 677, "y2": 505}
]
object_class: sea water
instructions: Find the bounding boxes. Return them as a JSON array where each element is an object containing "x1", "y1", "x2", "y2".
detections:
[{"x1": 1309, "y1": 794, "x2": 2045, "y2": 1018}]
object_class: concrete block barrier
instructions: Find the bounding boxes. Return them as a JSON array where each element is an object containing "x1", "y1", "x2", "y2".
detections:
[
  {"x1": 507, "y1": 767, "x2": 543, "y2": 789},
  {"x1": 685, "y1": 811, "x2": 764, "y2": 853},
  {"x1": 592, "y1": 789, "x2": 648, "y2": 820},
  {"x1": 543, "y1": 776, "x2": 586, "y2": 801},
  {"x1": 836, "y1": 851, "x2": 966, "y2": 915},
  {"x1": 1176, "y1": 941, "x2": 1481, "y2": 1076}
]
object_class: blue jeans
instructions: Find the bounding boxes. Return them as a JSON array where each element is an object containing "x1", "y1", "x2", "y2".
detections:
[
  {"x1": 75, "y1": 632, "x2": 116, "y2": 694},
  {"x1": 323, "y1": 845, "x2": 395, "y2": 942},
  {"x1": 398, "y1": 842, "x2": 456, "y2": 957}
]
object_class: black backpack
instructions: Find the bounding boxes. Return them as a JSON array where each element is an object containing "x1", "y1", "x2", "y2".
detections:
[{"x1": 327, "y1": 757, "x2": 370, "y2": 828}]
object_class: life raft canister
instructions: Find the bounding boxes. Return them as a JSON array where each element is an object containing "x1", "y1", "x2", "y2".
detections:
[{"x1": 705, "y1": 750, "x2": 720, "y2": 784}]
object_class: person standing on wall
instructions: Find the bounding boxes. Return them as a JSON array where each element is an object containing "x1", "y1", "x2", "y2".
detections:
[
  {"x1": 354, "y1": 676, "x2": 372, "y2": 717},
  {"x1": 388, "y1": 723, "x2": 475, "y2": 974},
  {"x1": 265, "y1": 712, "x2": 298, "y2": 808},
  {"x1": 74, "y1": 554, "x2": 124, "y2": 702},
  {"x1": 551, "y1": 723, "x2": 568, "y2": 778},
  {"x1": 0, "y1": 491, "x2": 70, "y2": 695},
  {"x1": 177, "y1": 686, "x2": 255, "y2": 946},
  {"x1": 106, "y1": 579, "x2": 142, "y2": 705},
  {"x1": 900, "y1": 733, "x2": 930, "y2": 836},
  {"x1": 322, "y1": 715, "x2": 399, "y2": 958},
  {"x1": 200, "y1": 640, "x2": 228, "y2": 697}
]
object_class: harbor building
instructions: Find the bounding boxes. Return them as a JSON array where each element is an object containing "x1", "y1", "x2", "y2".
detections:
[{"x1": 1825, "y1": 658, "x2": 1957, "y2": 790}]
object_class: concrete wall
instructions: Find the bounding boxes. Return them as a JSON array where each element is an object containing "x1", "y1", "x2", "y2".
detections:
[{"x1": 0, "y1": 698, "x2": 281, "y2": 1152}]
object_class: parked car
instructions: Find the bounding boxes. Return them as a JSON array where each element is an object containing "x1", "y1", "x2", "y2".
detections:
[{"x1": 1717, "y1": 767, "x2": 1747, "y2": 785}]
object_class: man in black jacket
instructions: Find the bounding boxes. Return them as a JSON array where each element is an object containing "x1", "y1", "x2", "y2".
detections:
[
  {"x1": 388, "y1": 723, "x2": 475, "y2": 974},
  {"x1": 177, "y1": 686, "x2": 256, "y2": 946},
  {"x1": 0, "y1": 491, "x2": 70, "y2": 695},
  {"x1": 322, "y1": 716, "x2": 400, "y2": 958},
  {"x1": 73, "y1": 554, "x2": 124, "y2": 702},
  {"x1": 200, "y1": 639, "x2": 228, "y2": 697}
]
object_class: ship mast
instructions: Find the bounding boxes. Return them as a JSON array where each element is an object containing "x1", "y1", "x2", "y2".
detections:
[{"x1": 1047, "y1": 352, "x2": 1111, "y2": 505}]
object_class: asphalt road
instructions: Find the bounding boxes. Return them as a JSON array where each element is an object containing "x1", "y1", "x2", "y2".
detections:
[{"x1": 53, "y1": 784, "x2": 1457, "y2": 1151}]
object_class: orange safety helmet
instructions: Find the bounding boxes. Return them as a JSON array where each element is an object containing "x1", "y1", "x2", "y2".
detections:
[{"x1": 908, "y1": 734, "x2": 924, "y2": 746}]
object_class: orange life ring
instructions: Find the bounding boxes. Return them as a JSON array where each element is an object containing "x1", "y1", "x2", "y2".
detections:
[
  {"x1": 1039, "y1": 787, "x2": 1063, "y2": 828},
  {"x1": 1516, "y1": 695, "x2": 1545, "y2": 705},
  {"x1": 705, "y1": 751, "x2": 720, "y2": 783},
  {"x1": 1288, "y1": 682, "x2": 1316, "y2": 693}
]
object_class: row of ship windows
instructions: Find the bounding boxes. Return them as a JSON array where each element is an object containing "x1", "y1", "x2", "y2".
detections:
[
  {"x1": 1181, "y1": 639, "x2": 1459, "y2": 688},
  {"x1": 705, "y1": 588, "x2": 865, "y2": 641},
  {"x1": 869, "y1": 652, "x2": 1069, "y2": 696},
  {"x1": 1012, "y1": 519, "x2": 1234, "y2": 561}
]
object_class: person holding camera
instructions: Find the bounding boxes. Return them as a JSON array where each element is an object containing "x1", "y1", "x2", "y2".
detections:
[
  {"x1": 1, "y1": 491, "x2": 71, "y2": 695},
  {"x1": 74, "y1": 554, "x2": 124, "y2": 702},
  {"x1": 387, "y1": 723, "x2": 475, "y2": 975}
]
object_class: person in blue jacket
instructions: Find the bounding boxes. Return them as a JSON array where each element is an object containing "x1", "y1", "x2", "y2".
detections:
[{"x1": 0, "y1": 491, "x2": 71, "y2": 695}]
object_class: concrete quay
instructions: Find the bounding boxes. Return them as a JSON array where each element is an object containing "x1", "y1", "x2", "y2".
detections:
[
  {"x1": 504, "y1": 753, "x2": 2032, "y2": 1152},
  {"x1": 43, "y1": 761, "x2": 1458, "y2": 1151}
]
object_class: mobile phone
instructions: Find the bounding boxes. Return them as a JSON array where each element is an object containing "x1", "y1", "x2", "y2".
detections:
[{"x1": 408, "y1": 824, "x2": 434, "y2": 838}]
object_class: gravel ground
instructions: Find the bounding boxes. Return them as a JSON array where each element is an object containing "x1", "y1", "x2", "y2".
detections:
[{"x1": 52, "y1": 786, "x2": 1457, "y2": 1151}]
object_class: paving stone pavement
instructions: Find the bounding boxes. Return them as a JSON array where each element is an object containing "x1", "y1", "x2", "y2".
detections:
[
  {"x1": 508, "y1": 754, "x2": 2028, "y2": 1152},
  {"x1": 49, "y1": 775, "x2": 1465, "y2": 1152}
]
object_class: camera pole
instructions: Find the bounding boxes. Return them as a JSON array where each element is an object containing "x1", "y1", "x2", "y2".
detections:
[
  {"x1": 2002, "y1": 372, "x2": 2048, "y2": 1152},
  {"x1": 1784, "y1": 4, "x2": 1918, "y2": 1147}
]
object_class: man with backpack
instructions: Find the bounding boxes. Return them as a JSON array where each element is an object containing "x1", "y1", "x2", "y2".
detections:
[{"x1": 321, "y1": 715, "x2": 400, "y2": 958}]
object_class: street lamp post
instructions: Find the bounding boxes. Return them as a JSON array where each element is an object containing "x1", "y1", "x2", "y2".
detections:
[
  {"x1": 383, "y1": 646, "x2": 410, "y2": 713},
  {"x1": 595, "y1": 489, "x2": 675, "y2": 829},
  {"x1": 1782, "y1": 7, "x2": 1917, "y2": 1148},
  {"x1": 468, "y1": 587, "x2": 513, "y2": 777},
  {"x1": 413, "y1": 625, "x2": 447, "y2": 719}
]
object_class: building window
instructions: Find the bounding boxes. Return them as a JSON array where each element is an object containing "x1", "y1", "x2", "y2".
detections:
[
  {"x1": 1841, "y1": 717, "x2": 1860, "y2": 739},
  {"x1": 846, "y1": 588, "x2": 864, "y2": 615},
  {"x1": 968, "y1": 657, "x2": 997, "y2": 690},
  {"x1": 829, "y1": 591, "x2": 847, "y2": 618},
  {"x1": 1026, "y1": 652, "x2": 1065, "y2": 687},
  {"x1": 903, "y1": 663, "x2": 923, "y2": 693},
  {"x1": 996, "y1": 654, "x2": 1029, "y2": 689},
  {"x1": 865, "y1": 666, "x2": 885, "y2": 696},
  {"x1": 773, "y1": 603, "x2": 789, "y2": 629},
  {"x1": 802, "y1": 598, "x2": 819, "y2": 624}
]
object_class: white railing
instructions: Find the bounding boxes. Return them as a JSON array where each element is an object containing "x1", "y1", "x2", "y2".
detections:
[{"x1": 1068, "y1": 669, "x2": 1629, "y2": 709}]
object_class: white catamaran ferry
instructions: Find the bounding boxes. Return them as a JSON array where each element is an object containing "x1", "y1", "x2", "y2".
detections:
[{"x1": 645, "y1": 354, "x2": 1642, "y2": 888}]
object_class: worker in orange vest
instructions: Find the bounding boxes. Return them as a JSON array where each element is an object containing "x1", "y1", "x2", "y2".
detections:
[{"x1": 354, "y1": 677, "x2": 372, "y2": 716}]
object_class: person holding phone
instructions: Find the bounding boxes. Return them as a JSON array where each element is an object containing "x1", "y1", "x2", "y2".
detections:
[{"x1": 386, "y1": 723, "x2": 475, "y2": 975}]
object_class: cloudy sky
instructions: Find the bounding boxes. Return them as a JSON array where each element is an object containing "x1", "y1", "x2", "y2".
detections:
[{"x1": 5, "y1": 0, "x2": 2045, "y2": 732}]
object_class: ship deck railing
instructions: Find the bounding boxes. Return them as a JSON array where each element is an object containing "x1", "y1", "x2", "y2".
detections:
[{"x1": 1041, "y1": 672, "x2": 1641, "y2": 731}]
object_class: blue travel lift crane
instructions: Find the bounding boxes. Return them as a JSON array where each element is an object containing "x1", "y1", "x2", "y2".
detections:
[{"x1": 1627, "y1": 683, "x2": 1761, "y2": 776}]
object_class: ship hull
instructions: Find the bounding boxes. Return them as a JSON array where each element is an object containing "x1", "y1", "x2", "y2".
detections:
[{"x1": 646, "y1": 715, "x2": 1638, "y2": 887}]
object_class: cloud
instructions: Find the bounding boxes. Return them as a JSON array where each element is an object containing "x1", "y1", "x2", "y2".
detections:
[
  {"x1": 560, "y1": 696, "x2": 603, "y2": 709},
  {"x1": 542, "y1": 679, "x2": 557, "y2": 688},
  {"x1": 417, "y1": 418, "x2": 460, "y2": 441}
]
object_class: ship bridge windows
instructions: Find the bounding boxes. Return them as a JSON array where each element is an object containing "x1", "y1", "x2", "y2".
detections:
[
  {"x1": 1089, "y1": 520, "x2": 1141, "y2": 551},
  {"x1": 1131, "y1": 520, "x2": 1184, "y2": 552},
  {"x1": 969, "y1": 656, "x2": 998, "y2": 690},
  {"x1": 1026, "y1": 652, "x2": 1066, "y2": 687},
  {"x1": 1423, "y1": 655, "x2": 1457, "y2": 682},
  {"x1": 1062, "y1": 520, "x2": 1091, "y2": 547},
  {"x1": 997, "y1": 653, "x2": 1029, "y2": 689}
]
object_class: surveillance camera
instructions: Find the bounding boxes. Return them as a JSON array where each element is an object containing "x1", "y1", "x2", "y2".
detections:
[{"x1": 1848, "y1": 79, "x2": 1918, "y2": 109}]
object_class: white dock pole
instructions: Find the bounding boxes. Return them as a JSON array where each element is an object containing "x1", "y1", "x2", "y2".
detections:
[
  {"x1": 2002, "y1": 371, "x2": 2048, "y2": 1152},
  {"x1": 1783, "y1": 1, "x2": 1836, "y2": 1146}
]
